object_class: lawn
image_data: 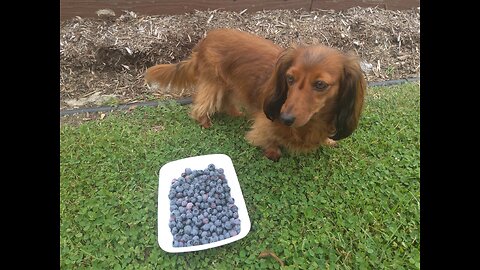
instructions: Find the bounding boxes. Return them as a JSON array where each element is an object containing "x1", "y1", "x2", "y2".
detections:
[{"x1": 60, "y1": 82, "x2": 420, "y2": 269}]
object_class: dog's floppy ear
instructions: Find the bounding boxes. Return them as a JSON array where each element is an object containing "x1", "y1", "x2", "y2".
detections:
[
  {"x1": 329, "y1": 54, "x2": 366, "y2": 140},
  {"x1": 263, "y1": 48, "x2": 296, "y2": 121}
]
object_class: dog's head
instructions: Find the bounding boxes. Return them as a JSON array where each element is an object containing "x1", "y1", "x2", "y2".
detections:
[{"x1": 263, "y1": 45, "x2": 366, "y2": 140}]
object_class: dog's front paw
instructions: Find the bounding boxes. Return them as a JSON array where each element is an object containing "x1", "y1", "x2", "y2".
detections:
[
  {"x1": 263, "y1": 147, "x2": 282, "y2": 162},
  {"x1": 324, "y1": 138, "x2": 338, "y2": 147}
]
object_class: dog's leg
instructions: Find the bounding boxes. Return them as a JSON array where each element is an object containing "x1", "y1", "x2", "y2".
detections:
[
  {"x1": 190, "y1": 80, "x2": 225, "y2": 128},
  {"x1": 323, "y1": 138, "x2": 338, "y2": 147},
  {"x1": 221, "y1": 94, "x2": 243, "y2": 117},
  {"x1": 245, "y1": 116, "x2": 283, "y2": 161},
  {"x1": 263, "y1": 145, "x2": 282, "y2": 161}
]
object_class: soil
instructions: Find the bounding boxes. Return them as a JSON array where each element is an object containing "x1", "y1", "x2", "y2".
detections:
[{"x1": 60, "y1": 7, "x2": 420, "y2": 123}]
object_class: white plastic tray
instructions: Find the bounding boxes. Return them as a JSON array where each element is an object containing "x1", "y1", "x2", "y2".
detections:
[{"x1": 157, "y1": 154, "x2": 251, "y2": 253}]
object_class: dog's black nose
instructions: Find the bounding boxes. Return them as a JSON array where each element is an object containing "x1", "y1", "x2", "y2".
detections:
[{"x1": 280, "y1": 112, "x2": 296, "y2": 126}]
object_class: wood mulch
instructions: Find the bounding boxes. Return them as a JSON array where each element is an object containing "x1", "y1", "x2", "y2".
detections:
[{"x1": 60, "y1": 7, "x2": 420, "y2": 113}]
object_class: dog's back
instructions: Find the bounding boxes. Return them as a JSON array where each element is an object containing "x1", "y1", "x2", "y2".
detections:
[
  {"x1": 194, "y1": 29, "x2": 282, "y2": 106},
  {"x1": 145, "y1": 29, "x2": 282, "y2": 113}
]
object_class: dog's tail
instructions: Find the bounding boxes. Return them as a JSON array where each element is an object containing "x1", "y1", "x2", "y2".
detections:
[{"x1": 144, "y1": 51, "x2": 198, "y2": 92}]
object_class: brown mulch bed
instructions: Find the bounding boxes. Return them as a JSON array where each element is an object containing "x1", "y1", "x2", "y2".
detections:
[{"x1": 60, "y1": 7, "x2": 420, "y2": 111}]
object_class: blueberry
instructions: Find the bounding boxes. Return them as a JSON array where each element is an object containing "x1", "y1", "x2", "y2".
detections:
[
  {"x1": 202, "y1": 223, "x2": 211, "y2": 231},
  {"x1": 208, "y1": 164, "x2": 215, "y2": 171},
  {"x1": 210, "y1": 224, "x2": 216, "y2": 232},
  {"x1": 219, "y1": 235, "x2": 225, "y2": 241},
  {"x1": 217, "y1": 168, "x2": 224, "y2": 174},
  {"x1": 184, "y1": 225, "x2": 192, "y2": 234},
  {"x1": 224, "y1": 221, "x2": 232, "y2": 230},
  {"x1": 191, "y1": 228, "x2": 199, "y2": 236},
  {"x1": 229, "y1": 230, "x2": 238, "y2": 237},
  {"x1": 181, "y1": 200, "x2": 187, "y2": 207},
  {"x1": 214, "y1": 220, "x2": 222, "y2": 227},
  {"x1": 210, "y1": 235, "x2": 219, "y2": 243},
  {"x1": 185, "y1": 168, "x2": 192, "y2": 175},
  {"x1": 186, "y1": 202, "x2": 193, "y2": 210},
  {"x1": 201, "y1": 231, "x2": 208, "y2": 238}
]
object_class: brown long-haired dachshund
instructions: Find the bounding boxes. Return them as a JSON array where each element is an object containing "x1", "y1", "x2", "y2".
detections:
[{"x1": 145, "y1": 28, "x2": 366, "y2": 161}]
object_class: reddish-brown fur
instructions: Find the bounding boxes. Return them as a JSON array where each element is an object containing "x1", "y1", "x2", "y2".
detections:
[{"x1": 145, "y1": 28, "x2": 366, "y2": 161}]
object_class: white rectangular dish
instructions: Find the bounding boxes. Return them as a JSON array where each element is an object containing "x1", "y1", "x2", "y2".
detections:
[{"x1": 157, "y1": 154, "x2": 251, "y2": 253}]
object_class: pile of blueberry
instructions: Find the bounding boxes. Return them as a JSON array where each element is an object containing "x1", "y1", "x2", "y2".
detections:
[{"x1": 168, "y1": 164, "x2": 241, "y2": 247}]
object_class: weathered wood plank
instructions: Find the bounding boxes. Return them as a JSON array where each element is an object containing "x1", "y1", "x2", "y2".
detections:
[
  {"x1": 60, "y1": 0, "x2": 312, "y2": 20},
  {"x1": 60, "y1": 0, "x2": 420, "y2": 21},
  {"x1": 311, "y1": 0, "x2": 420, "y2": 11}
]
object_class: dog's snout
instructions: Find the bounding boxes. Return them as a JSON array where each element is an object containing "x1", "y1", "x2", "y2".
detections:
[{"x1": 280, "y1": 112, "x2": 296, "y2": 126}]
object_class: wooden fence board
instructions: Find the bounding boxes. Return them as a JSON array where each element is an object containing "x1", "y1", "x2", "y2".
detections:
[
  {"x1": 60, "y1": 0, "x2": 420, "y2": 21},
  {"x1": 311, "y1": 0, "x2": 420, "y2": 10},
  {"x1": 60, "y1": 0, "x2": 311, "y2": 20}
]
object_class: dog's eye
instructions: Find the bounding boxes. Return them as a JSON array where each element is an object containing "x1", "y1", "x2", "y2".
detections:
[
  {"x1": 286, "y1": 75, "x2": 294, "y2": 85},
  {"x1": 313, "y1": 80, "x2": 328, "y2": 91}
]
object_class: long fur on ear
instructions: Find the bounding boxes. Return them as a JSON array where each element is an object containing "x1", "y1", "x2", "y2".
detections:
[
  {"x1": 329, "y1": 54, "x2": 366, "y2": 140},
  {"x1": 263, "y1": 48, "x2": 296, "y2": 121}
]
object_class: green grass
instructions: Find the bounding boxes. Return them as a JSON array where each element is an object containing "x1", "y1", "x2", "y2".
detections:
[{"x1": 60, "y1": 82, "x2": 420, "y2": 269}]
